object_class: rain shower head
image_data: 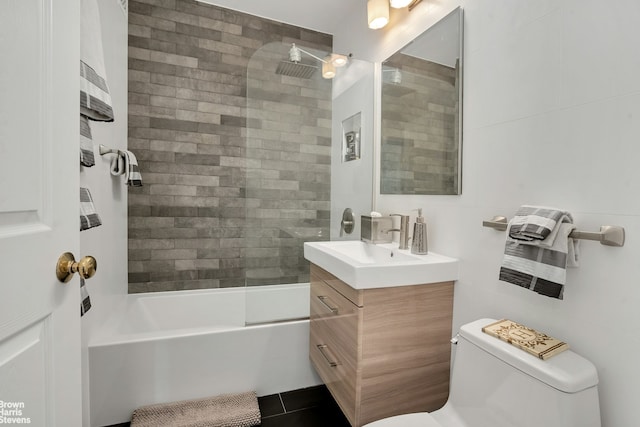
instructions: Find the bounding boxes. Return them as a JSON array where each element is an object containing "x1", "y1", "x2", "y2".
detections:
[
  {"x1": 382, "y1": 66, "x2": 414, "y2": 96},
  {"x1": 382, "y1": 66, "x2": 403, "y2": 84},
  {"x1": 277, "y1": 44, "x2": 350, "y2": 79},
  {"x1": 275, "y1": 43, "x2": 318, "y2": 79},
  {"x1": 275, "y1": 61, "x2": 318, "y2": 79}
]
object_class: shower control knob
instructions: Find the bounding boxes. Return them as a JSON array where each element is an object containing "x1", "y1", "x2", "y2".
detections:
[
  {"x1": 341, "y1": 208, "x2": 354, "y2": 235},
  {"x1": 56, "y1": 252, "x2": 97, "y2": 283}
]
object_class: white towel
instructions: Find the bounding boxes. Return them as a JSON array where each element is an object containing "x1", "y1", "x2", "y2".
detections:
[
  {"x1": 499, "y1": 206, "x2": 579, "y2": 299},
  {"x1": 110, "y1": 150, "x2": 143, "y2": 187},
  {"x1": 81, "y1": 0, "x2": 114, "y2": 122}
]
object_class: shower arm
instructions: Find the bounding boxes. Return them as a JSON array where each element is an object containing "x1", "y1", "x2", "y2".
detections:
[{"x1": 292, "y1": 44, "x2": 328, "y2": 64}]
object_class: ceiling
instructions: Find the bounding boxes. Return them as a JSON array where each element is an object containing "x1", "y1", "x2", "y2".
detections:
[{"x1": 196, "y1": 0, "x2": 361, "y2": 35}]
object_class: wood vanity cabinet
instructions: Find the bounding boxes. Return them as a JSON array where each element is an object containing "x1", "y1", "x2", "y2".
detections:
[{"x1": 309, "y1": 264, "x2": 454, "y2": 427}]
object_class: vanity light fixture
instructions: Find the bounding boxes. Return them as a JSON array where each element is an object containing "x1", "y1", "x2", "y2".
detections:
[
  {"x1": 369, "y1": 0, "x2": 424, "y2": 30},
  {"x1": 390, "y1": 0, "x2": 412, "y2": 8},
  {"x1": 328, "y1": 53, "x2": 349, "y2": 67},
  {"x1": 407, "y1": 0, "x2": 423, "y2": 11},
  {"x1": 288, "y1": 44, "x2": 349, "y2": 79},
  {"x1": 322, "y1": 58, "x2": 336, "y2": 79},
  {"x1": 368, "y1": 0, "x2": 389, "y2": 29}
]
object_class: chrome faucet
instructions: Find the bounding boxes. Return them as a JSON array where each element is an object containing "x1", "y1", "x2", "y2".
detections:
[{"x1": 388, "y1": 214, "x2": 410, "y2": 250}]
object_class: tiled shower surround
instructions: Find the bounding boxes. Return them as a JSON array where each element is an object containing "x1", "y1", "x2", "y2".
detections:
[{"x1": 127, "y1": 0, "x2": 332, "y2": 293}]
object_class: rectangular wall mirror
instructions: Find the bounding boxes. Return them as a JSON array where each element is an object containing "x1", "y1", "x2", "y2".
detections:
[{"x1": 380, "y1": 7, "x2": 463, "y2": 195}]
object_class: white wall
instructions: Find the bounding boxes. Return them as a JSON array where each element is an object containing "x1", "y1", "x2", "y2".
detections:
[
  {"x1": 80, "y1": 1, "x2": 129, "y2": 425},
  {"x1": 335, "y1": 1, "x2": 640, "y2": 426},
  {"x1": 331, "y1": 60, "x2": 375, "y2": 240}
]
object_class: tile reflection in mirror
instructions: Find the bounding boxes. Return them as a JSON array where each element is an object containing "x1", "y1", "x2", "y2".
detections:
[{"x1": 380, "y1": 7, "x2": 463, "y2": 195}]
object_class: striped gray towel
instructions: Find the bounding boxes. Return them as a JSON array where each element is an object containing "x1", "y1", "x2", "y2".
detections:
[
  {"x1": 110, "y1": 150, "x2": 143, "y2": 187},
  {"x1": 508, "y1": 205, "x2": 572, "y2": 242},
  {"x1": 499, "y1": 206, "x2": 579, "y2": 299},
  {"x1": 80, "y1": 187, "x2": 102, "y2": 231},
  {"x1": 124, "y1": 150, "x2": 143, "y2": 187},
  {"x1": 80, "y1": 115, "x2": 95, "y2": 167},
  {"x1": 80, "y1": 0, "x2": 114, "y2": 121},
  {"x1": 80, "y1": 278, "x2": 92, "y2": 316},
  {"x1": 80, "y1": 60, "x2": 114, "y2": 122}
]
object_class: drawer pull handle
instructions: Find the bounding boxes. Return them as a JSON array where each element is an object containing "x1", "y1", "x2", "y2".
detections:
[
  {"x1": 317, "y1": 295, "x2": 339, "y2": 314},
  {"x1": 316, "y1": 344, "x2": 339, "y2": 367}
]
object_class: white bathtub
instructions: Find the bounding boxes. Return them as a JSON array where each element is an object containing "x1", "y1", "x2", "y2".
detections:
[{"x1": 88, "y1": 284, "x2": 321, "y2": 427}]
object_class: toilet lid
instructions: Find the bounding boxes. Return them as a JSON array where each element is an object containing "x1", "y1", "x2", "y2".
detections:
[{"x1": 364, "y1": 412, "x2": 443, "y2": 427}]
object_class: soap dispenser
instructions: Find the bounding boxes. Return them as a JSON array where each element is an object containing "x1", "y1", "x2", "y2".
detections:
[{"x1": 411, "y1": 209, "x2": 428, "y2": 255}]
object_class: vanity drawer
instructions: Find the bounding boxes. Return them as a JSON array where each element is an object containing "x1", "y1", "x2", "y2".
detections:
[
  {"x1": 310, "y1": 279, "x2": 361, "y2": 425},
  {"x1": 310, "y1": 279, "x2": 360, "y2": 368},
  {"x1": 309, "y1": 325, "x2": 357, "y2": 424},
  {"x1": 311, "y1": 264, "x2": 363, "y2": 307}
]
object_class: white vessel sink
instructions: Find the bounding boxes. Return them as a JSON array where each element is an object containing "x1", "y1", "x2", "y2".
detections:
[{"x1": 303, "y1": 241, "x2": 459, "y2": 289}]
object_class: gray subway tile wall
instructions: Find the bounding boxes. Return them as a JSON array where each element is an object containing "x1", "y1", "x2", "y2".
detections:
[{"x1": 128, "y1": 0, "x2": 332, "y2": 293}]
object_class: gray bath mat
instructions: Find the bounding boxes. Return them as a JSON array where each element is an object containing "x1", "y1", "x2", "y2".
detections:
[{"x1": 130, "y1": 391, "x2": 261, "y2": 427}]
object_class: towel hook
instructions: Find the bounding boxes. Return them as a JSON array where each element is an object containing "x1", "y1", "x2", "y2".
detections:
[{"x1": 98, "y1": 144, "x2": 122, "y2": 156}]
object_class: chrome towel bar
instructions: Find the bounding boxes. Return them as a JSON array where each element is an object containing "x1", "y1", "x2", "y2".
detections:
[{"x1": 482, "y1": 216, "x2": 625, "y2": 247}]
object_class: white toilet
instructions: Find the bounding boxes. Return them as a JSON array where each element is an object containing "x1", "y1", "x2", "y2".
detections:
[{"x1": 365, "y1": 318, "x2": 601, "y2": 427}]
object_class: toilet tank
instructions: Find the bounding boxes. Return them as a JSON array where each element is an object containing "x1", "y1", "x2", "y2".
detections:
[{"x1": 434, "y1": 318, "x2": 601, "y2": 427}]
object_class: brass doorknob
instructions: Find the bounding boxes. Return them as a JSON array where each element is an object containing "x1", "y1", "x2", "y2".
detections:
[{"x1": 56, "y1": 252, "x2": 97, "y2": 283}]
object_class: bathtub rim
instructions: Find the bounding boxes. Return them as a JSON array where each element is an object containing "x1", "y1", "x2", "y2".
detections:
[
  {"x1": 89, "y1": 317, "x2": 310, "y2": 347},
  {"x1": 88, "y1": 282, "x2": 310, "y2": 347}
]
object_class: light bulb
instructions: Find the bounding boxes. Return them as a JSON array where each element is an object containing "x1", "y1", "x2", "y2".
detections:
[
  {"x1": 367, "y1": 0, "x2": 389, "y2": 30},
  {"x1": 330, "y1": 54, "x2": 348, "y2": 67},
  {"x1": 322, "y1": 61, "x2": 336, "y2": 79}
]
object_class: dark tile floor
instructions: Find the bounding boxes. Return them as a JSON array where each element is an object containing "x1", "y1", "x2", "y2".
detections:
[
  {"x1": 104, "y1": 385, "x2": 351, "y2": 427},
  {"x1": 259, "y1": 385, "x2": 350, "y2": 427}
]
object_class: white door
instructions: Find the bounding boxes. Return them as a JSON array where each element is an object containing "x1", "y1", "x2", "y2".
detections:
[{"x1": 0, "y1": 0, "x2": 81, "y2": 426}]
